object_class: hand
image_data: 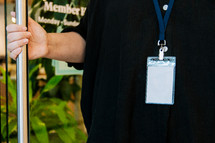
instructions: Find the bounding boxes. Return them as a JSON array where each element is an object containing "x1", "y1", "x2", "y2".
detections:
[{"x1": 7, "y1": 12, "x2": 48, "y2": 60}]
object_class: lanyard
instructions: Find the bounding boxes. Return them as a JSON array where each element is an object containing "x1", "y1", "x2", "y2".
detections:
[
  {"x1": 153, "y1": 0, "x2": 175, "y2": 41},
  {"x1": 153, "y1": 0, "x2": 175, "y2": 60}
]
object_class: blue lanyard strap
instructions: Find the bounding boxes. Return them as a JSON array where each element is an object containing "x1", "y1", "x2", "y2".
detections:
[{"x1": 153, "y1": 0, "x2": 175, "y2": 42}]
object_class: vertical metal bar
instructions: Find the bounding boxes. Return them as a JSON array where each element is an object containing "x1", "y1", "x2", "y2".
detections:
[{"x1": 16, "y1": 0, "x2": 29, "y2": 142}]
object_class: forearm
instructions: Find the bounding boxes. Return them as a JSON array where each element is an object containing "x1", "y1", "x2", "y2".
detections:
[{"x1": 44, "y1": 32, "x2": 86, "y2": 63}]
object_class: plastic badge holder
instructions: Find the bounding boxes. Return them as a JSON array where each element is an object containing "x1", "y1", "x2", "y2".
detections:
[{"x1": 145, "y1": 57, "x2": 176, "y2": 105}]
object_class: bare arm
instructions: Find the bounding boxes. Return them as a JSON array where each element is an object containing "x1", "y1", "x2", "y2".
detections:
[
  {"x1": 45, "y1": 32, "x2": 85, "y2": 63},
  {"x1": 7, "y1": 12, "x2": 85, "y2": 63}
]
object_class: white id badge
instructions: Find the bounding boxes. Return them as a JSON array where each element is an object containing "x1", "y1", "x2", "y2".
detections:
[{"x1": 145, "y1": 57, "x2": 176, "y2": 105}]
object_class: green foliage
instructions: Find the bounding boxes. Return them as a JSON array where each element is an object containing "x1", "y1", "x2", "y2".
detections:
[
  {"x1": 1, "y1": 112, "x2": 7, "y2": 138},
  {"x1": 0, "y1": 67, "x2": 17, "y2": 104},
  {"x1": 0, "y1": 66, "x2": 87, "y2": 142},
  {"x1": 0, "y1": 67, "x2": 17, "y2": 141},
  {"x1": 30, "y1": 98, "x2": 87, "y2": 143},
  {"x1": 29, "y1": 64, "x2": 41, "y2": 102},
  {"x1": 31, "y1": 117, "x2": 49, "y2": 143},
  {"x1": 41, "y1": 75, "x2": 63, "y2": 94}
]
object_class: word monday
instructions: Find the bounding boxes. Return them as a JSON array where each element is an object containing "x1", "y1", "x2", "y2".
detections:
[{"x1": 44, "y1": 1, "x2": 86, "y2": 16}]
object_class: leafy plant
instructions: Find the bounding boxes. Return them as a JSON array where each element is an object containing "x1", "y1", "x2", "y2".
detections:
[{"x1": 0, "y1": 66, "x2": 87, "y2": 143}]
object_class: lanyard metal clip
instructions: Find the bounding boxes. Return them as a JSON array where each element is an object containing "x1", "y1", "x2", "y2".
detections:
[{"x1": 158, "y1": 40, "x2": 168, "y2": 60}]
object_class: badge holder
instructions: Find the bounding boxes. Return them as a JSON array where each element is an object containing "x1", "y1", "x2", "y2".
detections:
[
  {"x1": 145, "y1": 40, "x2": 176, "y2": 105},
  {"x1": 146, "y1": 0, "x2": 176, "y2": 105}
]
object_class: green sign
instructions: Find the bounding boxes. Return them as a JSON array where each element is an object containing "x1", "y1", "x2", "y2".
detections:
[{"x1": 52, "y1": 60, "x2": 83, "y2": 75}]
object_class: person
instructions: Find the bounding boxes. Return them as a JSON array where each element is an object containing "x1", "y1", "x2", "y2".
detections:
[{"x1": 7, "y1": 0, "x2": 215, "y2": 143}]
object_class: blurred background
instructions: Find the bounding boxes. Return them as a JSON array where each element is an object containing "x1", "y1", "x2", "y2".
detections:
[{"x1": 0, "y1": 0, "x2": 89, "y2": 142}]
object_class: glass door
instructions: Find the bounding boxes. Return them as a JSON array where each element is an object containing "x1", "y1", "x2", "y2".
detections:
[
  {"x1": 1, "y1": 0, "x2": 18, "y2": 142},
  {"x1": 1, "y1": 0, "x2": 88, "y2": 142}
]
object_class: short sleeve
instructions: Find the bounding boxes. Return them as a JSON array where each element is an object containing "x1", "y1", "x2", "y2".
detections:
[{"x1": 61, "y1": 8, "x2": 89, "y2": 70}]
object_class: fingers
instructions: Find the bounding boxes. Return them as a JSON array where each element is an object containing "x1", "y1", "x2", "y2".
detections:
[
  {"x1": 8, "y1": 11, "x2": 30, "y2": 60},
  {"x1": 10, "y1": 48, "x2": 22, "y2": 60},
  {"x1": 7, "y1": 32, "x2": 31, "y2": 43},
  {"x1": 6, "y1": 24, "x2": 27, "y2": 33},
  {"x1": 8, "y1": 39, "x2": 28, "y2": 52}
]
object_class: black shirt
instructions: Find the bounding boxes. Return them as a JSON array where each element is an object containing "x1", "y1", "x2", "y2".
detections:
[{"x1": 64, "y1": 0, "x2": 215, "y2": 142}]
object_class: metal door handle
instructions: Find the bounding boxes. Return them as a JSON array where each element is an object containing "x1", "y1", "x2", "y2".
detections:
[{"x1": 16, "y1": 0, "x2": 29, "y2": 142}]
